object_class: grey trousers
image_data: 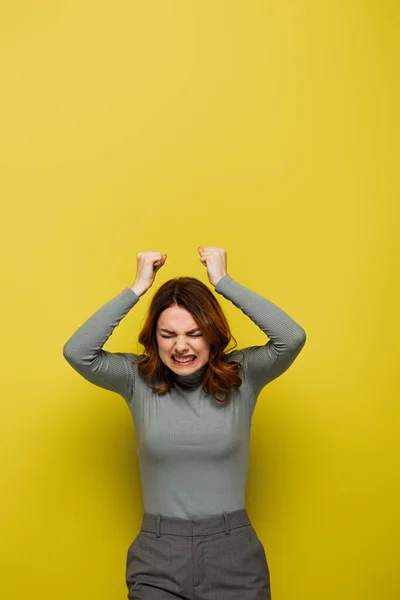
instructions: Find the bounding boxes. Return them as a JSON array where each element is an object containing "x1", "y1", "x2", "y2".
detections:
[{"x1": 125, "y1": 508, "x2": 271, "y2": 599}]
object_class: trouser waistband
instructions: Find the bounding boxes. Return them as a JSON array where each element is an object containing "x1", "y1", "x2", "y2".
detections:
[{"x1": 140, "y1": 508, "x2": 250, "y2": 538}]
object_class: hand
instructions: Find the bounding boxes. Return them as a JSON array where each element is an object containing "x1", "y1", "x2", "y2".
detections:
[
  {"x1": 132, "y1": 251, "x2": 167, "y2": 294},
  {"x1": 198, "y1": 246, "x2": 228, "y2": 287}
]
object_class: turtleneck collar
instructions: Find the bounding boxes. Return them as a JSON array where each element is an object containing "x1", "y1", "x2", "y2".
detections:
[{"x1": 174, "y1": 363, "x2": 208, "y2": 389}]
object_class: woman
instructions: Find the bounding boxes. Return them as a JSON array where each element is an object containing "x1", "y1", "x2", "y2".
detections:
[{"x1": 63, "y1": 246, "x2": 307, "y2": 599}]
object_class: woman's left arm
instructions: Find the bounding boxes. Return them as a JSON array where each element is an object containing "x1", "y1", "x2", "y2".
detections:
[{"x1": 214, "y1": 274, "x2": 307, "y2": 395}]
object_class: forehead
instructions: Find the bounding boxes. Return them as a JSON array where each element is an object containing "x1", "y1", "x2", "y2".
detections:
[{"x1": 157, "y1": 305, "x2": 198, "y2": 329}]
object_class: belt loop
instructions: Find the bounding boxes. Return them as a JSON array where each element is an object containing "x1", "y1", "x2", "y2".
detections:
[
  {"x1": 156, "y1": 515, "x2": 162, "y2": 538},
  {"x1": 222, "y1": 512, "x2": 230, "y2": 535}
]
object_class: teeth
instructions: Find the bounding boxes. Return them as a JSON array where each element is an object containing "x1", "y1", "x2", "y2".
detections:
[{"x1": 173, "y1": 355, "x2": 196, "y2": 363}]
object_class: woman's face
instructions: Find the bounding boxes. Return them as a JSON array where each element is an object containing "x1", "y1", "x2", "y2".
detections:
[{"x1": 156, "y1": 304, "x2": 211, "y2": 374}]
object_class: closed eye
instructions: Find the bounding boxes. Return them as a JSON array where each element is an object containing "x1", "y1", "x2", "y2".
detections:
[{"x1": 161, "y1": 334, "x2": 202, "y2": 338}]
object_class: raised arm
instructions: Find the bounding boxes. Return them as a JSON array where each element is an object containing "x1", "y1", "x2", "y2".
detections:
[
  {"x1": 63, "y1": 286, "x2": 142, "y2": 402},
  {"x1": 214, "y1": 275, "x2": 307, "y2": 396},
  {"x1": 63, "y1": 251, "x2": 167, "y2": 402}
]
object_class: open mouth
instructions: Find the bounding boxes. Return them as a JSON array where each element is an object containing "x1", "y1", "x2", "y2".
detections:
[{"x1": 171, "y1": 355, "x2": 197, "y2": 366}]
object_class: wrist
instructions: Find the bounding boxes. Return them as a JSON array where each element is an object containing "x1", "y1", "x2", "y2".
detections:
[
  {"x1": 211, "y1": 274, "x2": 228, "y2": 287},
  {"x1": 130, "y1": 283, "x2": 149, "y2": 297}
]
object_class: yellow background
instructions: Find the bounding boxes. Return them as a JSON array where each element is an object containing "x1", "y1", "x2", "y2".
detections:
[{"x1": 1, "y1": 1, "x2": 398, "y2": 599}]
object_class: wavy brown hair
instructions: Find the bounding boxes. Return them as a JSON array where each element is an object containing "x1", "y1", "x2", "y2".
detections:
[{"x1": 132, "y1": 277, "x2": 244, "y2": 403}]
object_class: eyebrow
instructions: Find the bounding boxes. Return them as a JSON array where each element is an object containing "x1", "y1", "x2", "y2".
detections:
[{"x1": 160, "y1": 328, "x2": 201, "y2": 334}]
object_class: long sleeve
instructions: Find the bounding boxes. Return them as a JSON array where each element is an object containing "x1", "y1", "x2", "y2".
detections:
[
  {"x1": 214, "y1": 274, "x2": 306, "y2": 395},
  {"x1": 62, "y1": 287, "x2": 140, "y2": 401}
]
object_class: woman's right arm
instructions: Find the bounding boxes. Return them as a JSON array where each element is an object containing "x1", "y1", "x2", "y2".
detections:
[
  {"x1": 62, "y1": 286, "x2": 143, "y2": 402},
  {"x1": 63, "y1": 251, "x2": 166, "y2": 401}
]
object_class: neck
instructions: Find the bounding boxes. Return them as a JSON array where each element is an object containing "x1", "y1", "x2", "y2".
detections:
[{"x1": 174, "y1": 362, "x2": 208, "y2": 389}]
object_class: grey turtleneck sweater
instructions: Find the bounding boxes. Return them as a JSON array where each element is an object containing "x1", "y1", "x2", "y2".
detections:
[{"x1": 63, "y1": 274, "x2": 306, "y2": 519}]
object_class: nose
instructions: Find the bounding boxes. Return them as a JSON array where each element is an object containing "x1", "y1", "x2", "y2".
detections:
[
  {"x1": 174, "y1": 346, "x2": 190, "y2": 354},
  {"x1": 173, "y1": 342, "x2": 191, "y2": 353}
]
